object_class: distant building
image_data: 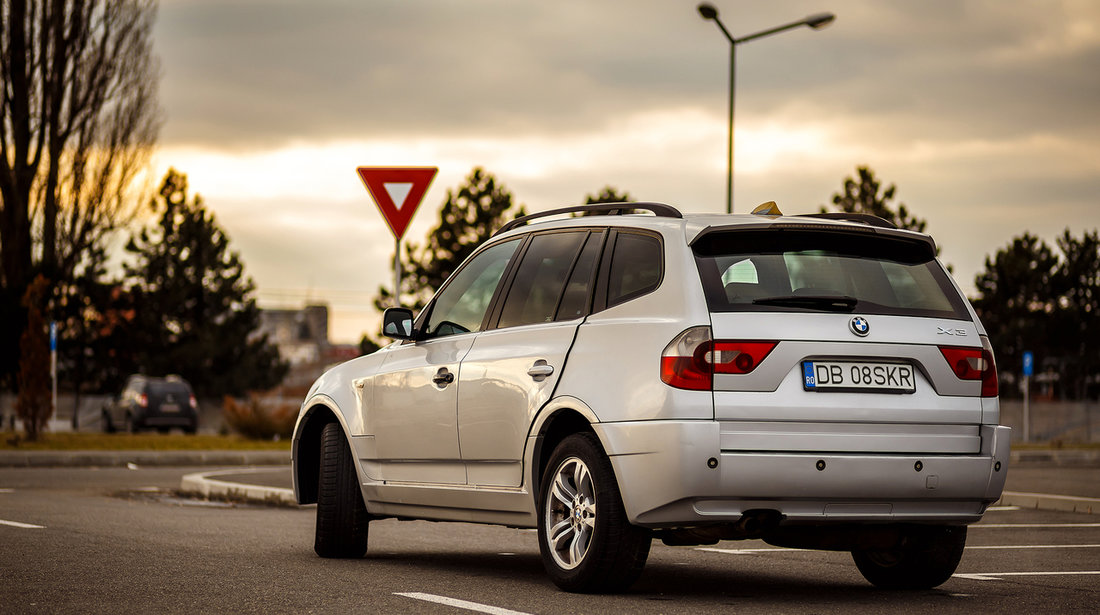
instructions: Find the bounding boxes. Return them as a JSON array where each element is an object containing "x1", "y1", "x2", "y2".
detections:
[
  {"x1": 258, "y1": 304, "x2": 360, "y2": 389},
  {"x1": 258, "y1": 304, "x2": 330, "y2": 367}
]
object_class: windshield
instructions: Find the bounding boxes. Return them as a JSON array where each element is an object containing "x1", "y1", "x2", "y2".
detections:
[{"x1": 693, "y1": 229, "x2": 969, "y2": 319}]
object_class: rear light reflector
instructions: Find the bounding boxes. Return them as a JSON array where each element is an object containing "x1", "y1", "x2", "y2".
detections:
[
  {"x1": 661, "y1": 327, "x2": 777, "y2": 390},
  {"x1": 710, "y1": 341, "x2": 778, "y2": 375},
  {"x1": 939, "y1": 336, "x2": 998, "y2": 397}
]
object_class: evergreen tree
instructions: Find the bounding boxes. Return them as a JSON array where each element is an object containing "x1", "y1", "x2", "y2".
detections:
[
  {"x1": 972, "y1": 230, "x2": 1100, "y2": 400},
  {"x1": 374, "y1": 167, "x2": 526, "y2": 313},
  {"x1": 122, "y1": 169, "x2": 287, "y2": 397},
  {"x1": 822, "y1": 166, "x2": 928, "y2": 232},
  {"x1": 585, "y1": 186, "x2": 633, "y2": 205}
]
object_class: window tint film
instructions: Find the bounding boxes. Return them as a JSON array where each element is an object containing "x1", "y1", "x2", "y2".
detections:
[
  {"x1": 607, "y1": 232, "x2": 662, "y2": 307},
  {"x1": 499, "y1": 232, "x2": 587, "y2": 328},
  {"x1": 693, "y1": 229, "x2": 968, "y2": 318},
  {"x1": 425, "y1": 238, "x2": 520, "y2": 338},
  {"x1": 555, "y1": 232, "x2": 603, "y2": 321}
]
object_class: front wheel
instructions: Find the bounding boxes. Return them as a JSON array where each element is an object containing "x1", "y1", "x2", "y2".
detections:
[
  {"x1": 537, "y1": 433, "x2": 651, "y2": 593},
  {"x1": 314, "y1": 422, "x2": 370, "y2": 558},
  {"x1": 852, "y1": 525, "x2": 967, "y2": 589}
]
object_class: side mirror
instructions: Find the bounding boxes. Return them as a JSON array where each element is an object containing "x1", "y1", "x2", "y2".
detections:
[{"x1": 381, "y1": 307, "x2": 415, "y2": 340}]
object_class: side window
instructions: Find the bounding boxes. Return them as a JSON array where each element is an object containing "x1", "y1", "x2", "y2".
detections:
[
  {"x1": 424, "y1": 238, "x2": 520, "y2": 338},
  {"x1": 498, "y1": 232, "x2": 587, "y2": 329},
  {"x1": 555, "y1": 232, "x2": 603, "y2": 321},
  {"x1": 607, "y1": 232, "x2": 662, "y2": 307}
]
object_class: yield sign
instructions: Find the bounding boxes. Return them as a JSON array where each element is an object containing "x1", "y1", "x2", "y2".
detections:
[{"x1": 356, "y1": 166, "x2": 438, "y2": 240}]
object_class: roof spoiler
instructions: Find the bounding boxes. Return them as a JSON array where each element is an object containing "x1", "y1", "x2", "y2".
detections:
[{"x1": 797, "y1": 212, "x2": 897, "y2": 229}]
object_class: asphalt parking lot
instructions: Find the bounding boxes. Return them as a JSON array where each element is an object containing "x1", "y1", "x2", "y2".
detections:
[{"x1": 1, "y1": 462, "x2": 1098, "y2": 613}]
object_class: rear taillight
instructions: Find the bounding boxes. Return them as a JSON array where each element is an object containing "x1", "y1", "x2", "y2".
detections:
[
  {"x1": 939, "y1": 335, "x2": 998, "y2": 397},
  {"x1": 138, "y1": 394, "x2": 148, "y2": 407},
  {"x1": 661, "y1": 327, "x2": 777, "y2": 390},
  {"x1": 661, "y1": 327, "x2": 713, "y2": 391},
  {"x1": 189, "y1": 395, "x2": 198, "y2": 409}
]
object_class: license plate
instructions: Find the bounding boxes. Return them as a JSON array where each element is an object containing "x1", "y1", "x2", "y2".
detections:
[
  {"x1": 802, "y1": 361, "x2": 915, "y2": 393},
  {"x1": 161, "y1": 403, "x2": 180, "y2": 413}
]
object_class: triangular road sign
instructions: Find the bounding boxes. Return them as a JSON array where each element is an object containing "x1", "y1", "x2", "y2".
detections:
[{"x1": 356, "y1": 166, "x2": 438, "y2": 240}]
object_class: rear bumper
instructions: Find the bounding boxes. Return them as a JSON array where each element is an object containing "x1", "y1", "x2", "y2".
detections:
[
  {"x1": 594, "y1": 420, "x2": 1010, "y2": 528},
  {"x1": 138, "y1": 412, "x2": 198, "y2": 428}
]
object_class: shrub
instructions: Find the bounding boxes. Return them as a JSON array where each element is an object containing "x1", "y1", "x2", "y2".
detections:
[{"x1": 222, "y1": 392, "x2": 298, "y2": 440}]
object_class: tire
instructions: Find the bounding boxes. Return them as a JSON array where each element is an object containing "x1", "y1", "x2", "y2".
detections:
[
  {"x1": 314, "y1": 422, "x2": 370, "y2": 558},
  {"x1": 537, "y1": 432, "x2": 651, "y2": 593},
  {"x1": 102, "y1": 410, "x2": 115, "y2": 434},
  {"x1": 852, "y1": 525, "x2": 967, "y2": 589},
  {"x1": 125, "y1": 414, "x2": 139, "y2": 433}
]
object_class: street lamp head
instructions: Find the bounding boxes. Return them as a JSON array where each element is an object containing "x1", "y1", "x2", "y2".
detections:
[
  {"x1": 804, "y1": 12, "x2": 836, "y2": 29},
  {"x1": 697, "y1": 3, "x2": 719, "y2": 20}
]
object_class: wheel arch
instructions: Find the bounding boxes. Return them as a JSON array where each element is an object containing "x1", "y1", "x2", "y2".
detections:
[
  {"x1": 528, "y1": 398, "x2": 602, "y2": 507},
  {"x1": 293, "y1": 399, "x2": 345, "y2": 505}
]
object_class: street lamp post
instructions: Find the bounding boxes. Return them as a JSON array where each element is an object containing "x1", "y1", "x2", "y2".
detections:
[{"x1": 697, "y1": 4, "x2": 835, "y2": 213}]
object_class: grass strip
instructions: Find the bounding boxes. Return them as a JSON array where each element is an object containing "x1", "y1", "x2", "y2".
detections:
[{"x1": 1, "y1": 431, "x2": 291, "y2": 451}]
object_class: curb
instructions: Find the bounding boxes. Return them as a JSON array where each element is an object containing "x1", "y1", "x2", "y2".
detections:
[
  {"x1": 998, "y1": 490, "x2": 1100, "y2": 515},
  {"x1": 1010, "y1": 449, "x2": 1100, "y2": 466},
  {"x1": 180, "y1": 468, "x2": 297, "y2": 506},
  {"x1": 0, "y1": 450, "x2": 291, "y2": 468}
]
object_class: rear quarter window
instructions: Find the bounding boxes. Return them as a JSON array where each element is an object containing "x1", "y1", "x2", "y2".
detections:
[{"x1": 606, "y1": 232, "x2": 662, "y2": 308}]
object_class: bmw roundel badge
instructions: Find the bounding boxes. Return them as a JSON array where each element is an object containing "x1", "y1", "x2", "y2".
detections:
[{"x1": 849, "y1": 316, "x2": 870, "y2": 337}]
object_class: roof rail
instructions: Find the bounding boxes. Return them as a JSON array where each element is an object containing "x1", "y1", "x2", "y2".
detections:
[
  {"x1": 494, "y1": 202, "x2": 683, "y2": 236},
  {"x1": 797, "y1": 212, "x2": 897, "y2": 229}
]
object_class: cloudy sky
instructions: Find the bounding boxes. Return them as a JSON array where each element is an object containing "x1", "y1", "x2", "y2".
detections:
[{"x1": 149, "y1": 0, "x2": 1100, "y2": 343}]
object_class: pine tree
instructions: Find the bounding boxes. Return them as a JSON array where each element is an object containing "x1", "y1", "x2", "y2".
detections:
[
  {"x1": 822, "y1": 166, "x2": 928, "y2": 232},
  {"x1": 122, "y1": 169, "x2": 287, "y2": 397}
]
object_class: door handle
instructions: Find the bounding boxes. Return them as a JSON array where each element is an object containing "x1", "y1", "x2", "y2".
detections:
[
  {"x1": 432, "y1": 368, "x2": 455, "y2": 387},
  {"x1": 527, "y1": 360, "x2": 554, "y2": 382}
]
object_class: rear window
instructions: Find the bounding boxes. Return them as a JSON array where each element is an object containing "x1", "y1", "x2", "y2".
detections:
[{"x1": 693, "y1": 229, "x2": 969, "y2": 319}]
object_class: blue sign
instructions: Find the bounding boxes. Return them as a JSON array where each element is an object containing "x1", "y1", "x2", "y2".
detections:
[
  {"x1": 49, "y1": 322, "x2": 57, "y2": 352},
  {"x1": 1022, "y1": 351, "x2": 1034, "y2": 377}
]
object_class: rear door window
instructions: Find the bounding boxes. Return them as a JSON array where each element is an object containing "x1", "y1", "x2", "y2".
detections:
[
  {"x1": 498, "y1": 231, "x2": 590, "y2": 328},
  {"x1": 693, "y1": 229, "x2": 968, "y2": 318}
]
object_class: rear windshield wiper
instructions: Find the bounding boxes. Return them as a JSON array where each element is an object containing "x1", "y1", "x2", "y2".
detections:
[{"x1": 751, "y1": 295, "x2": 859, "y2": 312}]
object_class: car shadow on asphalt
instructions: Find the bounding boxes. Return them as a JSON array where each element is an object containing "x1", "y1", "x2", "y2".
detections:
[{"x1": 309, "y1": 549, "x2": 955, "y2": 605}]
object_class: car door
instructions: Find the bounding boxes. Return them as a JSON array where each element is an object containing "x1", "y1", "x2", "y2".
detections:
[
  {"x1": 458, "y1": 230, "x2": 604, "y2": 487},
  {"x1": 369, "y1": 237, "x2": 521, "y2": 484}
]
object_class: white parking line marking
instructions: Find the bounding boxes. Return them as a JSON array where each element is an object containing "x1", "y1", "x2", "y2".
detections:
[
  {"x1": 0, "y1": 519, "x2": 45, "y2": 529},
  {"x1": 955, "y1": 571, "x2": 1100, "y2": 581},
  {"x1": 395, "y1": 592, "x2": 532, "y2": 615},
  {"x1": 967, "y1": 544, "x2": 1100, "y2": 550},
  {"x1": 0, "y1": 488, "x2": 14, "y2": 493},
  {"x1": 696, "y1": 547, "x2": 800, "y2": 555},
  {"x1": 973, "y1": 523, "x2": 1100, "y2": 528},
  {"x1": 985, "y1": 506, "x2": 1020, "y2": 511}
]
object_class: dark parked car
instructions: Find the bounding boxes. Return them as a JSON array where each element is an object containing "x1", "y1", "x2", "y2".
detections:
[{"x1": 103, "y1": 375, "x2": 199, "y2": 434}]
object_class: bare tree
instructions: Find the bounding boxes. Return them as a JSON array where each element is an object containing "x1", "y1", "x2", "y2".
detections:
[{"x1": 0, "y1": 0, "x2": 160, "y2": 384}]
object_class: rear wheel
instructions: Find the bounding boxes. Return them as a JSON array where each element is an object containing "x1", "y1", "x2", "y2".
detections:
[
  {"x1": 537, "y1": 432, "x2": 651, "y2": 593},
  {"x1": 852, "y1": 525, "x2": 966, "y2": 589},
  {"x1": 314, "y1": 422, "x2": 370, "y2": 558}
]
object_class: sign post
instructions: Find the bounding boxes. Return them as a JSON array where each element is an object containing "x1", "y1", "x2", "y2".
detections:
[
  {"x1": 356, "y1": 167, "x2": 438, "y2": 306},
  {"x1": 1022, "y1": 351, "x2": 1033, "y2": 442},
  {"x1": 49, "y1": 321, "x2": 58, "y2": 425}
]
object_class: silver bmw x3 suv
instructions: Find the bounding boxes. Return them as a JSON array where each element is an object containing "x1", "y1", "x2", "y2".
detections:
[{"x1": 292, "y1": 202, "x2": 1010, "y2": 593}]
